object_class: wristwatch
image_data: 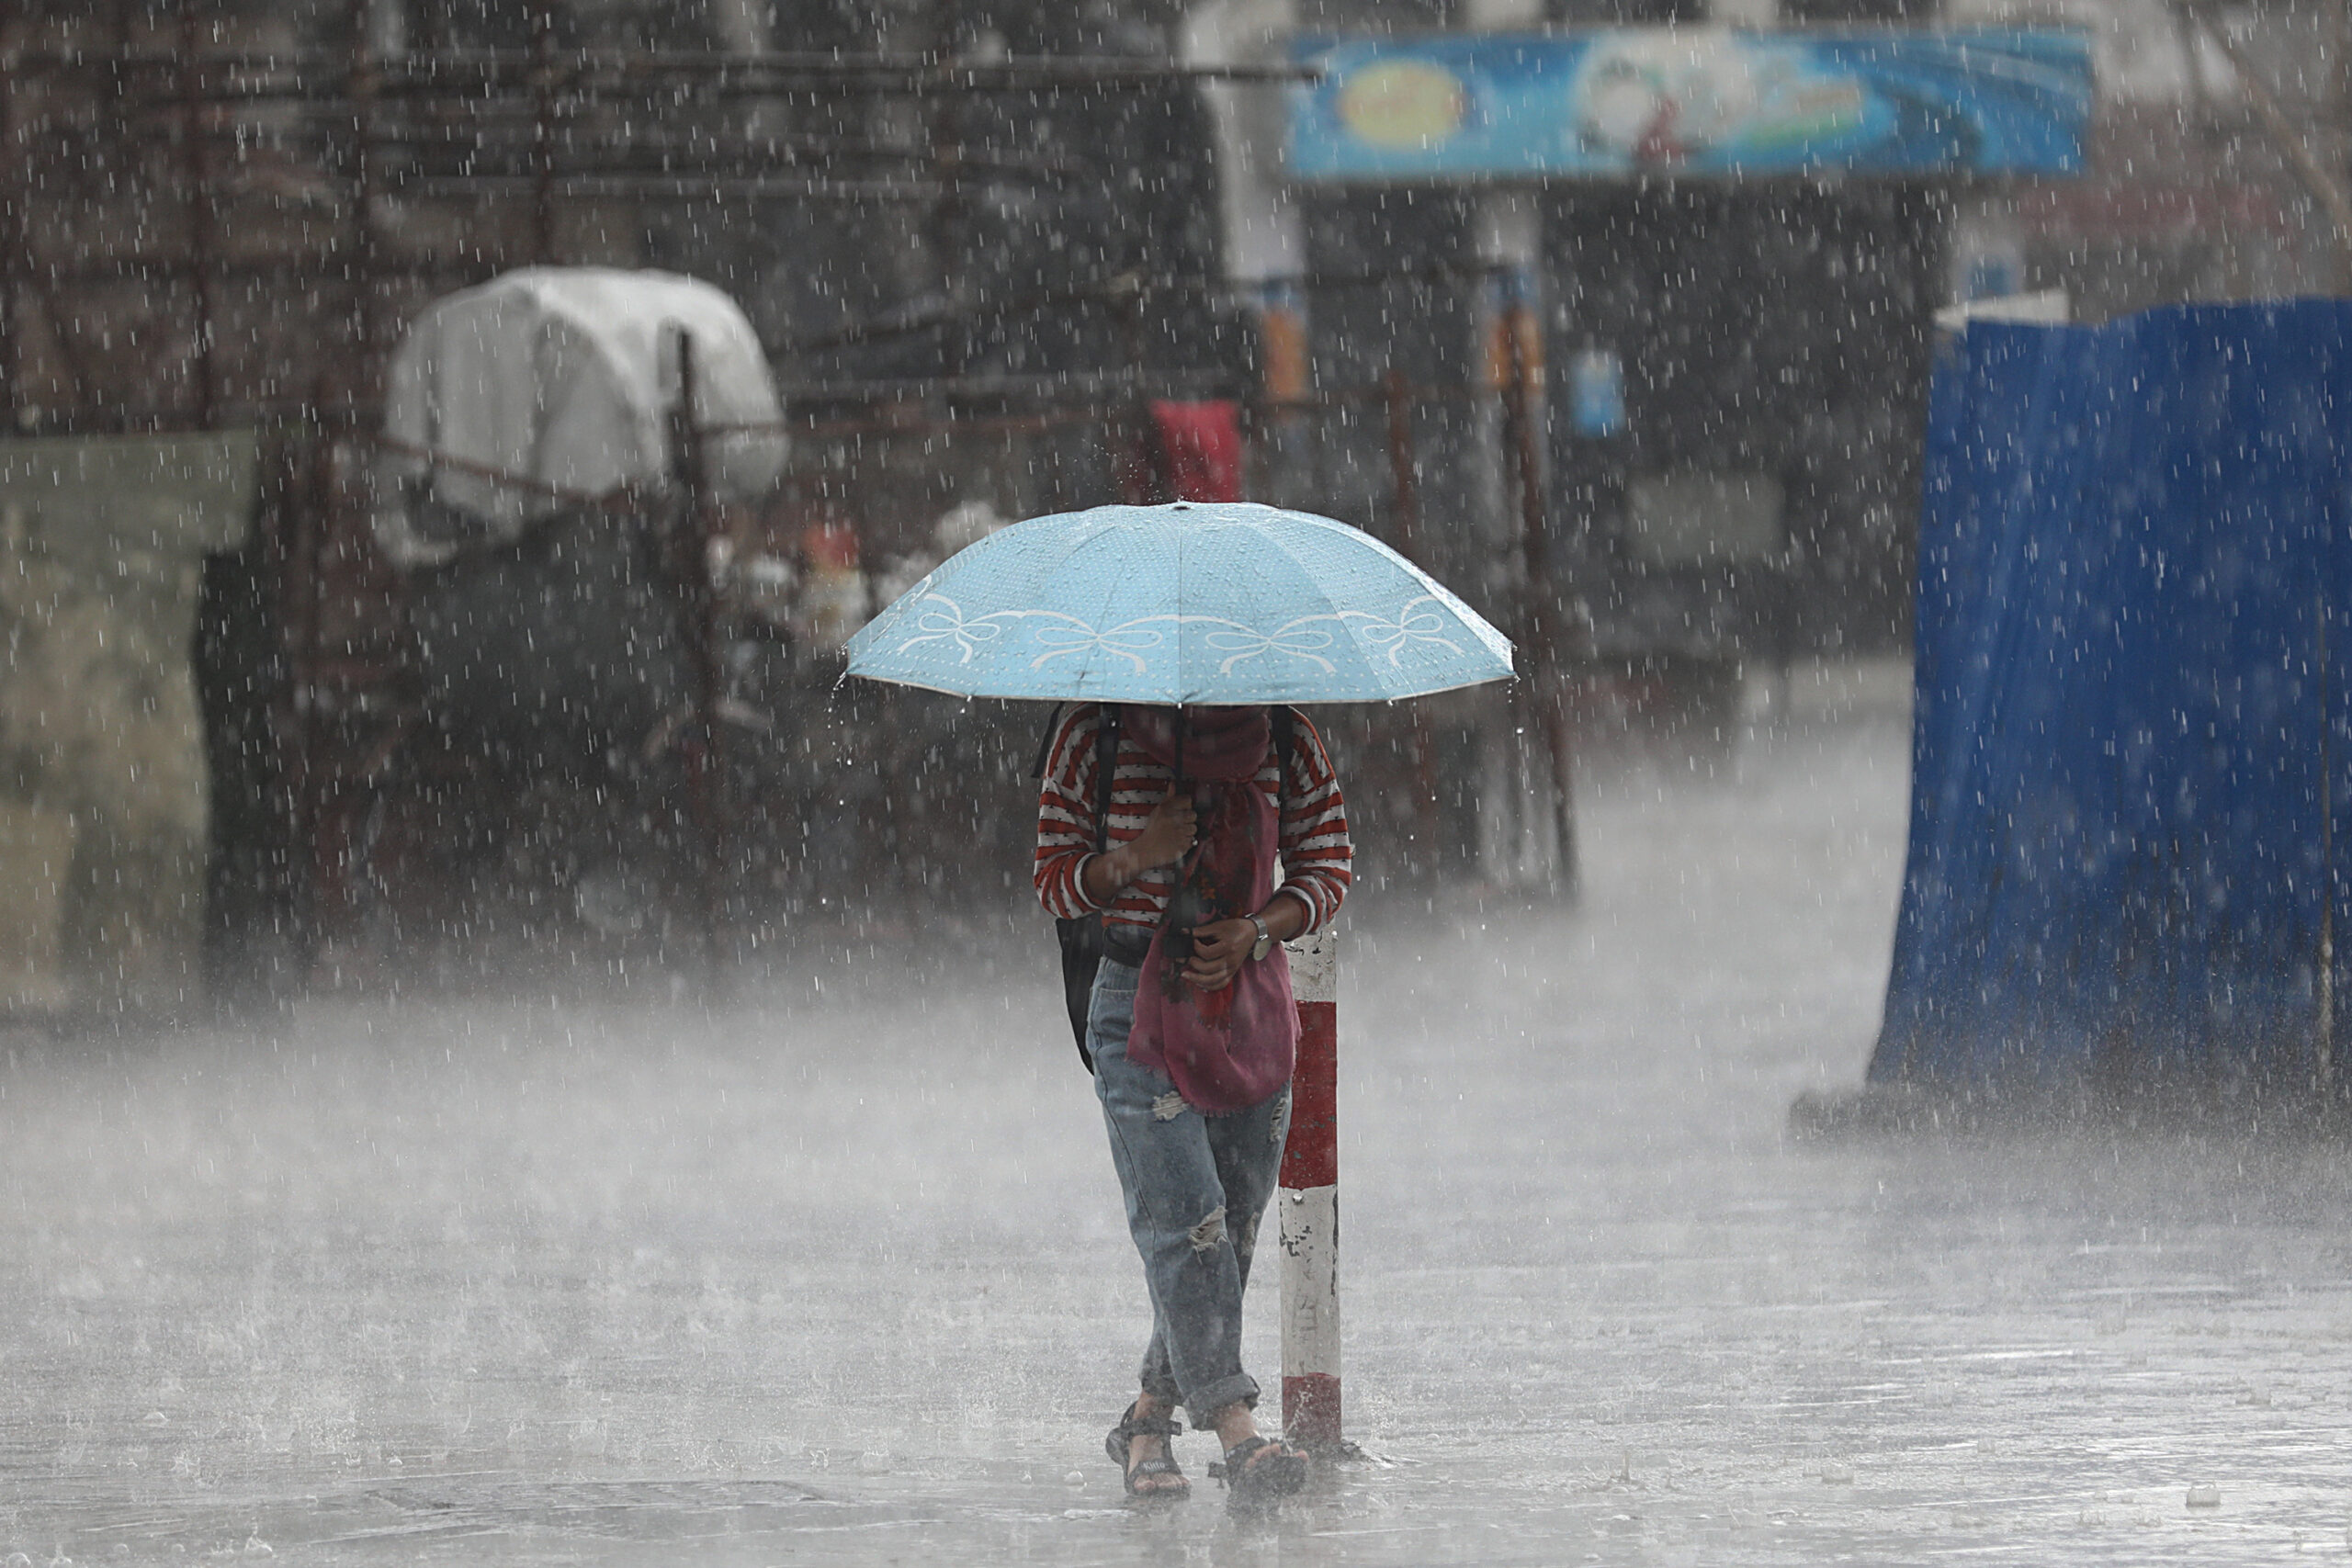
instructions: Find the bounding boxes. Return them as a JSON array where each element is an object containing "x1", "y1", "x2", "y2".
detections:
[{"x1": 1248, "y1": 912, "x2": 1273, "y2": 963}]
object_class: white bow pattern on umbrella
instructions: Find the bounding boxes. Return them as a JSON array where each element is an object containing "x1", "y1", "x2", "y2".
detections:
[{"x1": 898, "y1": 592, "x2": 1469, "y2": 676}]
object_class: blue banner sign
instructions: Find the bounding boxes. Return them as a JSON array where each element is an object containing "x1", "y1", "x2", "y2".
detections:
[{"x1": 1288, "y1": 29, "x2": 2091, "y2": 180}]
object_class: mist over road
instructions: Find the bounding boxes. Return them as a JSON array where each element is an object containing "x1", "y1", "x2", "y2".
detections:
[{"x1": 6, "y1": 663, "x2": 2346, "y2": 1564}]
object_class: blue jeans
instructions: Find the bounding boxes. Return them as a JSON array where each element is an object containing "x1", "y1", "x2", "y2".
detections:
[{"x1": 1089, "y1": 958, "x2": 1292, "y2": 1428}]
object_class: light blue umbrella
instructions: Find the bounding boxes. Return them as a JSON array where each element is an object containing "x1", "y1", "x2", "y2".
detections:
[{"x1": 846, "y1": 502, "x2": 1513, "y2": 705}]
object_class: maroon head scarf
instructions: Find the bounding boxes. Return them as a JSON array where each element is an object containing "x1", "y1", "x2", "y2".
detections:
[{"x1": 1122, "y1": 705, "x2": 1268, "y2": 782}]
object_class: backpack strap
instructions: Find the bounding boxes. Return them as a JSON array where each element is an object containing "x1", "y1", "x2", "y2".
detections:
[
  {"x1": 1029, "y1": 703, "x2": 1068, "y2": 782},
  {"x1": 1271, "y1": 705, "x2": 1295, "y2": 808},
  {"x1": 1093, "y1": 705, "x2": 1121, "y2": 855},
  {"x1": 1042, "y1": 703, "x2": 1125, "y2": 1077}
]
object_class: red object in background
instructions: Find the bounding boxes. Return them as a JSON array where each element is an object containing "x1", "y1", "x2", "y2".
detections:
[
  {"x1": 798, "y1": 519, "x2": 861, "y2": 570},
  {"x1": 1150, "y1": 400, "x2": 1245, "y2": 503}
]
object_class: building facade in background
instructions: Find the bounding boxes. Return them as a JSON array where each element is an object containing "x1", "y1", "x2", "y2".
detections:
[{"x1": 0, "y1": 0, "x2": 2336, "y2": 1002}]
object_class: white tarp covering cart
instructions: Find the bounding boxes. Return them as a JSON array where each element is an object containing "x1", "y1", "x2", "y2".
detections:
[
  {"x1": 366, "y1": 268, "x2": 797, "y2": 950},
  {"x1": 371, "y1": 266, "x2": 791, "y2": 781},
  {"x1": 375, "y1": 266, "x2": 786, "y2": 568}
]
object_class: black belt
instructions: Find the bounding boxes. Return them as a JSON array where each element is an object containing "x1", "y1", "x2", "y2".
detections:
[{"x1": 1101, "y1": 921, "x2": 1156, "y2": 968}]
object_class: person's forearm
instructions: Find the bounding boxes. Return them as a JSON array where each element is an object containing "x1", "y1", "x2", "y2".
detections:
[
  {"x1": 1256, "y1": 887, "x2": 1312, "y2": 942},
  {"x1": 1081, "y1": 845, "x2": 1147, "y2": 907}
]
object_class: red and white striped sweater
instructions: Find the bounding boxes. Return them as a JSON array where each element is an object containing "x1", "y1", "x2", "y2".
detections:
[{"x1": 1034, "y1": 705, "x2": 1354, "y2": 933}]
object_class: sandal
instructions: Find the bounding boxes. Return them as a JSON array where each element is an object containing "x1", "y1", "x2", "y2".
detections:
[
  {"x1": 1221, "y1": 1434, "x2": 1308, "y2": 1504},
  {"x1": 1105, "y1": 1400, "x2": 1190, "y2": 1500}
]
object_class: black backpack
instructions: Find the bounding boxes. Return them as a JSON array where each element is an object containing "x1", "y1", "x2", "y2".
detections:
[{"x1": 1033, "y1": 703, "x2": 1295, "y2": 1072}]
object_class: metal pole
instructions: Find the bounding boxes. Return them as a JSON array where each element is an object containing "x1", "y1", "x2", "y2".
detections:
[
  {"x1": 1279, "y1": 926, "x2": 1342, "y2": 1450},
  {"x1": 256, "y1": 427, "x2": 304, "y2": 986},
  {"x1": 94, "y1": 0, "x2": 141, "y2": 425},
  {"x1": 345, "y1": 0, "x2": 381, "y2": 396},
  {"x1": 668, "y1": 333, "x2": 726, "y2": 979},
  {"x1": 0, "y1": 0, "x2": 21, "y2": 426},
  {"x1": 1382, "y1": 366, "x2": 1444, "y2": 874},
  {"x1": 2177, "y1": 2, "x2": 2352, "y2": 280},
  {"x1": 1114, "y1": 274, "x2": 1156, "y2": 503},
  {"x1": 529, "y1": 0, "x2": 556, "y2": 264},
  {"x1": 177, "y1": 0, "x2": 219, "y2": 425},
  {"x1": 925, "y1": 86, "x2": 968, "y2": 381},
  {"x1": 292, "y1": 386, "x2": 334, "y2": 976},
  {"x1": 1380, "y1": 367, "x2": 1423, "y2": 559},
  {"x1": 1499, "y1": 298, "x2": 1579, "y2": 898}
]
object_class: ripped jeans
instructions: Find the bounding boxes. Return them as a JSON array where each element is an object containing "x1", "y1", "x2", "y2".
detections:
[{"x1": 1089, "y1": 957, "x2": 1292, "y2": 1428}]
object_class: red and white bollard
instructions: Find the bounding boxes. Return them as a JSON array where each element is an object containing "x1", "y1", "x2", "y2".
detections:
[{"x1": 1280, "y1": 927, "x2": 1341, "y2": 1447}]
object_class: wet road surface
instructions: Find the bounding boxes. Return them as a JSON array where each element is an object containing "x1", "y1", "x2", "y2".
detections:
[{"x1": 6, "y1": 663, "x2": 2351, "y2": 1563}]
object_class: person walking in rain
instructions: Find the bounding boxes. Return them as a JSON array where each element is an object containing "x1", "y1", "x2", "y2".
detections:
[{"x1": 1035, "y1": 702, "x2": 1353, "y2": 1504}]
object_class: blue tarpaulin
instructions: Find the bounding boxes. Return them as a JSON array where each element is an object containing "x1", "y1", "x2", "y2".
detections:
[{"x1": 1871, "y1": 300, "x2": 2352, "y2": 1089}]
